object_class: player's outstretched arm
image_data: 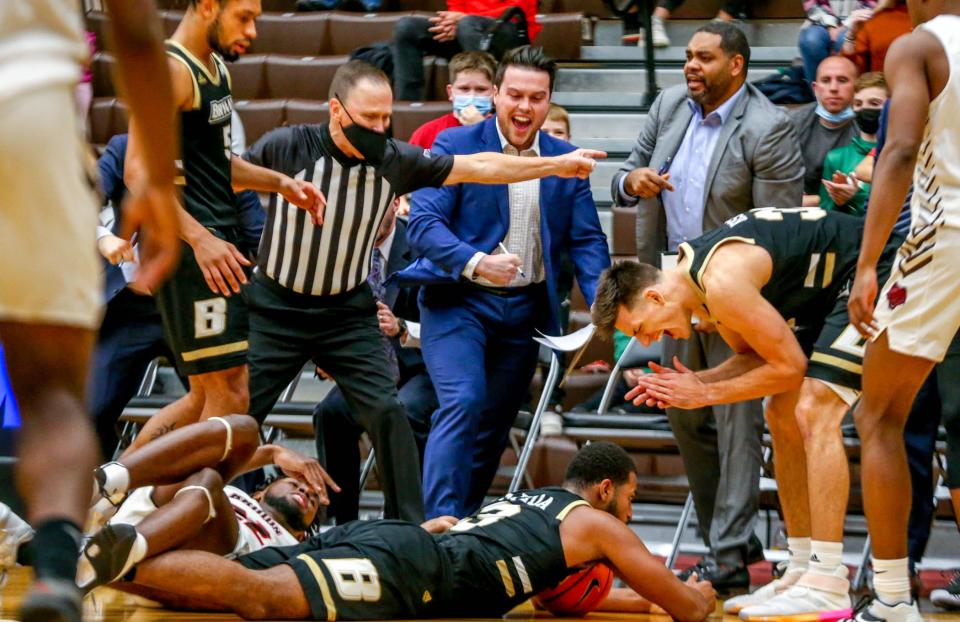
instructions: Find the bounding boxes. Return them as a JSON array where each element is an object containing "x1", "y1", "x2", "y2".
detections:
[
  {"x1": 850, "y1": 32, "x2": 937, "y2": 336},
  {"x1": 560, "y1": 508, "x2": 716, "y2": 622},
  {"x1": 105, "y1": 0, "x2": 180, "y2": 293},
  {"x1": 443, "y1": 149, "x2": 607, "y2": 185}
]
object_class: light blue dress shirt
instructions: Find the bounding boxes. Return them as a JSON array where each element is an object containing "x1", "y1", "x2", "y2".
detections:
[{"x1": 621, "y1": 84, "x2": 746, "y2": 251}]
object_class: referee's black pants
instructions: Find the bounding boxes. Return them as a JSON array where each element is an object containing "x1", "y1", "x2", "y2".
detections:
[{"x1": 245, "y1": 274, "x2": 425, "y2": 523}]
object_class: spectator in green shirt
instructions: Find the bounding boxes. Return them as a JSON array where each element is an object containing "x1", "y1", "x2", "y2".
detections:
[{"x1": 820, "y1": 71, "x2": 888, "y2": 213}]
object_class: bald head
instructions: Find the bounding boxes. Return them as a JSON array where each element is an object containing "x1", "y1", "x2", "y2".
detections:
[{"x1": 813, "y1": 55, "x2": 858, "y2": 114}]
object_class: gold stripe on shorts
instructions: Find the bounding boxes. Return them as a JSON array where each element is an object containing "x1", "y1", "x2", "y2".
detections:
[
  {"x1": 496, "y1": 559, "x2": 515, "y2": 597},
  {"x1": 297, "y1": 554, "x2": 337, "y2": 621},
  {"x1": 810, "y1": 352, "x2": 862, "y2": 374},
  {"x1": 180, "y1": 340, "x2": 248, "y2": 362}
]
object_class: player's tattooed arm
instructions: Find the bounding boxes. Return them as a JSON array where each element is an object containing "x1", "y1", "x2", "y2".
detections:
[{"x1": 149, "y1": 423, "x2": 177, "y2": 441}]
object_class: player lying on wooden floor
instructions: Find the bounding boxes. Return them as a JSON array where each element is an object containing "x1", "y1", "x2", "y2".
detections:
[{"x1": 82, "y1": 441, "x2": 717, "y2": 621}]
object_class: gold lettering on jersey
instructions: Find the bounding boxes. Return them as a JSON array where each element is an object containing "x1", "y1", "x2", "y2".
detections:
[
  {"x1": 209, "y1": 95, "x2": 234, "y2": 125},
  {"x1": 503, "y1": 491, "x2": 554, "y2": 511}
]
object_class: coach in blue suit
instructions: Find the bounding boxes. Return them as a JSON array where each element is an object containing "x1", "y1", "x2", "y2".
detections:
[{"x1": 402, "y1": 47, "x2": 610, "y2": 518}]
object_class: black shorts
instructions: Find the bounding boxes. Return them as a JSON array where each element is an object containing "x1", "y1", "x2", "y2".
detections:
[
  {"x1": 803, "y1": 238, "x2": 902, "y2": 392},
  {"x1": 154, "y1": 228, "x2": 248, "y2": 376},
  {"x1": 238, "y1": 521, "x2": 450, "y2": 621}
]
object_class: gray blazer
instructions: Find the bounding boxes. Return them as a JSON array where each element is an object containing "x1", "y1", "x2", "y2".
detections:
[{"x1": 611, "y1": 82, "x2": 804, "y2": 265}]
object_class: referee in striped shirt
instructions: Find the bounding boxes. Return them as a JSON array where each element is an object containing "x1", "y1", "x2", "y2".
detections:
[{"x1": 242, "y1": 60, "x2": 602, "y2": 522}]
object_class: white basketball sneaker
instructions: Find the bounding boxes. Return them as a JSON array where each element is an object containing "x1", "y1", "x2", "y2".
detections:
[
  {"x1": 0, "y1": 502, "x2": 34, "y2": 589},
  {"x1": 725, "y1": 566, "x2": 804, "y2": 614},
  {"x1": 845, "y1": 598, "x2": 923, "y2": 622},
  {"x1": 740, "y1": 567, "x2": 852, "y2": 621}
]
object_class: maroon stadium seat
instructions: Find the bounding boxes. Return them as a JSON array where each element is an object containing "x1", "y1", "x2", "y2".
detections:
[
  {"x1": 430, "y1": 57, "x2": 449, "y2": 102},
  {"x1": 611, "y1": 206, "x2": 637, "y2": 257},
  {"x1": 261, "y1": 0, "x2": 299, "y2": 11},
  {"x1": 84, "y1": 11, "x2": 111, "y2": 52},
  {"x1": 264, "y1": 55, "x2": 345, "y2": 101},
  {"x1": 161, "y1": 11, "x2": 184, "y2": 38},
  {"x1": 90, "y1": 52, "x2": 116, "y2": 98},
  {"x1": 536, "y1": 13, "x2": 582, "y2": 60},
  {"x1": 248, "y1": 13, "x2": 328, "y2": 56},
  {"x1": 229, "y1": 54, "x2": 268, "y2": 100},
  {"x1": 393, "y1": 0, "x2": 445, "y2": 11},
  {"x1": 325, "y1": 12, "x2": 411, "y2": 55},
  {"x1": 234, "y1": 99, "x2": 286, "y2": 145},
  {"x1": 88, "y1": 98, "x2": 129, "y2": 148},
  {"x1": 284, "y1": 99, "x2": 331, "y2": 127},
  {"x1": 390, "y1": 101, "x2": 450, "y2": 142}
]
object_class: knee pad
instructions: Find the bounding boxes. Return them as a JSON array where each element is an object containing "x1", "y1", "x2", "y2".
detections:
[
  {"x1": 207, "y1": 416, "x2": 234, "y2": 462},
  {"x1": 174, "y1": 485, "x2": 217, "y2": 524}
]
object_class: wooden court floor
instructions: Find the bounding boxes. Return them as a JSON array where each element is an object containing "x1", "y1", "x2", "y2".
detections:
[{"x1": 1, "y1": 568, "x2": 958, "y2": 622}]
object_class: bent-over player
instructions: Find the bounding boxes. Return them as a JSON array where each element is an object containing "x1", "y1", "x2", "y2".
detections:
[
  {"x1": 91, "y1": 442, "x2": 716, "y2": 622},
  {"x1": 592, "y1": 207, "x2": 900, "y2": 621}
]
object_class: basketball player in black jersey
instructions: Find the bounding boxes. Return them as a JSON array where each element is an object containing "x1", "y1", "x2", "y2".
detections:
[
  {"x1": 87, "y1": 442, "x2": 715, "y2": 621},
  {"x1": 591, "y1": 207, "x2": 901, "y2": 621},
  {"x1": 124, "y1": 0, "x2": 324, "y2": 451}
]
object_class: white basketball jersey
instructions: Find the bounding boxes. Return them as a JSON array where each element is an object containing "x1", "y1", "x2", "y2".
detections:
[
  {"x1": 226, "y1": 486, "x2": 298, "y2": 557},
  {"x1": 912, "y1": 15, "x2": 960, "y2": 228},
  {"x1": 0, "y1": 0, "x2": 88, "y2": 102}
]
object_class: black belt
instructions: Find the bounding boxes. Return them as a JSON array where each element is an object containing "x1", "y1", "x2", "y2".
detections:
[{"x1": 469, "y1": 281, "x2": 544, "y2": 298}]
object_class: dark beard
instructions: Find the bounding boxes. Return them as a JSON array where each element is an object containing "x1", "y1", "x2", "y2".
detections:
[
  {"x1": 264, "y1": 491, "x2": 309, "y2": 532},
  {"x1": 207, "y1": 14, "x2": 239, "y2": 61}
]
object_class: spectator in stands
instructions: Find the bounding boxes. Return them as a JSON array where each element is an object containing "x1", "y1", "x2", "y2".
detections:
[
  {"x1": 841, "y1": 0, "x2": 911, "y2": 74},
  {"x1": 612, "y1": 22, "x2": 802, "y2": 591},
  {"x1": 819, "y1": 72, "x2": 887, "y2": 214},
  {"x1": 401, "y1": 46, "x2": 609, "y2": 519},
  {"x1": 542, "y1": 102, "x2": 570, "y2": 141},
  {"x1": 408, "y1": 51, "x2": 496, "y2": 149},
  {"x1": 392, "y1": 1, "x2": 539, "y2": 101},
  {"x1": 89, "y1": 129, "x2": 264, "y2": 461},
  {"x1": 640, "y1": 0, "x2": 746, "y2": 48},
  {"x1": 789, "y1": 55, "x2": 859, "y2": 207},
  {"x1": 798, "y1": 1, "x2": 876, "y2": 85},
  {"x1": 312, "y1": 198, "x2": 437, "y2": 525},
  {"x1": 296, "y1": 0, "x2": 381, "y2": 12}
]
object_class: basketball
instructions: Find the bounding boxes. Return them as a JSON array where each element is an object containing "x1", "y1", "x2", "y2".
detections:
[{"x1": 534, "y1": 564, "x2": 614, "y2": 616}]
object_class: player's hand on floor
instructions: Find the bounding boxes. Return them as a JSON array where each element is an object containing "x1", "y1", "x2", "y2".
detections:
[
  {"x1": 282, "y1": 178, "x2": 326, "y2": 226},
  {"x1": 273, "y1": 447, "x2": 340, "y2": 505},
  {"x1": 633, "y1": 357, "x2": 710, "y2": 409},
  {"x1": 190, "y1": 230, "x2": 251, "y2": 296},
  {"x1": 421, "y1": 516, "x2": 459, "y2": 534},
  {"x1": 849, "y1": 265, "x2": 880, "y2": 338},
  {"x1": 685, "y1": 573, "x2": 717, "y2": 615},
  {"x1": 121, "y1": 182, "x2": 181, "y2": 294}
]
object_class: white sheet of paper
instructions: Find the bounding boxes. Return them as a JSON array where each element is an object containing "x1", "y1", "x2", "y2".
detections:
[{"x1": 533, "y1": 323, "x2": 596, "y2": 352}]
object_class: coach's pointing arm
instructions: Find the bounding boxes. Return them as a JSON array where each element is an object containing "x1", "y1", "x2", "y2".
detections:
[{"x1": 442, "y1": 147, "x2": 606, "y2": 185}]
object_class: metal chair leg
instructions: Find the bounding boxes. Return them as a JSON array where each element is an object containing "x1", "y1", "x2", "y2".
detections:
[
  {"x1": 359, "y1": 447, "x2": 376, "y2": 491},
  {"x1": 509, "y1": 352, "x2": 561, "y2": 494},
  {"x1": 667, "y1": 492, "x2": 694, "y2": 569},
  {"x1": 853, "y1": 534, "x2": 872, "y2": 591}
]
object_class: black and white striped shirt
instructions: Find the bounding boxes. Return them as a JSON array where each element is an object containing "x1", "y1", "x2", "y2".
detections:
[{"x1": 243, "y1": 124, "x2": 453, "y2": 296}]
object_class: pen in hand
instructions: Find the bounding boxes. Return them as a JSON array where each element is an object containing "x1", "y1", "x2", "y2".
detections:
[{"x1": 498, "y1": 241, "x2": 526, "y2": 279}]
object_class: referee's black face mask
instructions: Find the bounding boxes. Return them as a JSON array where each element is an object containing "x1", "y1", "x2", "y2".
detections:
[{"x1": 336, "y1": 93, "x2": 387, "y2": 165}]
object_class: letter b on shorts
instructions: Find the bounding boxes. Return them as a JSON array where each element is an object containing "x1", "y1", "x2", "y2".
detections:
[{"x1": 194, "y1": 297, "x2": 227, "y2": 338}]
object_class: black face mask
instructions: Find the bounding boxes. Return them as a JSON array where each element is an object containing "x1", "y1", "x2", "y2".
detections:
[
  {"x1": 336, "y1": 92, "x2": 388, "y2": 164},
  {"x1": 856, "y1": 107, "x2": 882, "y2": 135}
]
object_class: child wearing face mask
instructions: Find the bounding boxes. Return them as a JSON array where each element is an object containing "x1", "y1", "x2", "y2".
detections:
[
  {"x1": 408, "y1": 51, "x2": 496, "y2": 149},
  {"x1": 820, "y1": 72, "x2": 889, "y2": 214}
]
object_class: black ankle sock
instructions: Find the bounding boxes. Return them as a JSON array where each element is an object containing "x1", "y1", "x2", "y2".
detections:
[{"x1": 30, "y1": 518, "x2": 82, "y2": 583}]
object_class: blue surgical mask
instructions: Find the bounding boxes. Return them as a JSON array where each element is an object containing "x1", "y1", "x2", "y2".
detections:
[
  {"x1": 453, "y1": 95, "x2": 493, "y2": 116},
  {"x1": 815, "y1": 102, "x2": 856, "y2": 123}
]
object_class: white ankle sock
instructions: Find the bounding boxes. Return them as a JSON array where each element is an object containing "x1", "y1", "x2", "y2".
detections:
[
  {"x1": 100, "y1": 462, "x2": 130, "y2": 499},
  {"x1": 787, "y1": 537, "x2": 811, "y2": 573},
  {"x1": 872, "y1": 557, "x2": 912, "y2": 605},
  {"x1": 809, "y1": 540, "x2": 843, "y2": 576}
]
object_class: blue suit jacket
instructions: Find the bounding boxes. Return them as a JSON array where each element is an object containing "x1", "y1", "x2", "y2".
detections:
[{"x1": 399, "y1": 117, "x2": 610, "y2": 334}]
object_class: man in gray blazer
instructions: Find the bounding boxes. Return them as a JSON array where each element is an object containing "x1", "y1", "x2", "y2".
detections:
[{"x1": 611, "y1": 22, "x2": 803, "y2": 591}]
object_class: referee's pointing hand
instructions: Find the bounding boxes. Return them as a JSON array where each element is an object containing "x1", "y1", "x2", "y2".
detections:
[
  {"x1": 282, "y1": 178, "x2": 327, "y2": 226},
  {"x1": 554, "y1": 148, "x2": 607, "y2": 180}
]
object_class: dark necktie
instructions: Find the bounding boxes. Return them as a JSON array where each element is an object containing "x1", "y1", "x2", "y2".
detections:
[{"x1": 368, "y1": 248, "x2": 399, "y2": 381}]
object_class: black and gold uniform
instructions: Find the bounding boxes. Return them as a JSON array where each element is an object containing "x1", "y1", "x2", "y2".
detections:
[
  {"x1": 238, "y1": 487, "x2": 591, "y2": 620},
  {"x1": 679, "y1": 207, "x2": 900, "y2": 391},
  {"x1": 155, "y1": 40, "x2": 248, "y2": 375}
]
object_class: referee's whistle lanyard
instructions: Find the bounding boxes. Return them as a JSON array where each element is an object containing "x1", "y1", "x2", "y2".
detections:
[{"x1": 336, "y1": 93, "x2": 388, "y2": 165}]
